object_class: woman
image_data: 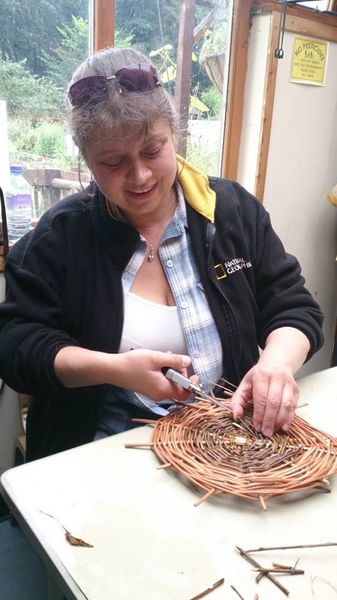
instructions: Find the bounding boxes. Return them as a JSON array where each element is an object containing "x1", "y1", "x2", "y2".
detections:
[{"x1": 0, "y1": 47, "x2": 323, "y2": 461}]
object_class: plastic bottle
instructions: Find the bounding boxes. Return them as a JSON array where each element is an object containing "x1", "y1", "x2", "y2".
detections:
[{"x1": 5, "y1": 166, "x2": 32, "y2": 242}]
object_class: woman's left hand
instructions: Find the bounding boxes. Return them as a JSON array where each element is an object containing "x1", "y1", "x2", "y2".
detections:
[
  {"x1": 230, "y1": 362, "x2": 299, "y2": 436},
  {"x1": 229, "y1": 327, "x2": 311, "y2": 436}
]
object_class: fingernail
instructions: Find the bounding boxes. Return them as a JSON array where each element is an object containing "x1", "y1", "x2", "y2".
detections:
[
  {"x1": 263, "y1": 427, "x2": 273, "y2": 437},
  {"x1": 182, "y1": 356, "x2": 191, "y2": 367},
  {"x1": 282, "y1": 424, "x2": 289, "y2": 433}
]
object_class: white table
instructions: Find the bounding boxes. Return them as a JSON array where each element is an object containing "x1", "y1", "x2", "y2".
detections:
[{"x1": 1, "y1": 367, "x2": 337, "y2": 600}]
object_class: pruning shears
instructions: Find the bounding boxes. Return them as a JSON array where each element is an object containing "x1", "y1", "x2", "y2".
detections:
[{"x1": 162, "y1": 367, "x2": 230, "y2": 410}]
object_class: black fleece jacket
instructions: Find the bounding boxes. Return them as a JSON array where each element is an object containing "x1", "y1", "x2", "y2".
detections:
[{"x1": 0, "y1": 178, "x2": 324, "y2": 460}]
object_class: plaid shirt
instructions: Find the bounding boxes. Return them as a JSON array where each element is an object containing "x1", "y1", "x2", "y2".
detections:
[{"x1": 96, "y1": 184, "x2": 223, "y2": 436}]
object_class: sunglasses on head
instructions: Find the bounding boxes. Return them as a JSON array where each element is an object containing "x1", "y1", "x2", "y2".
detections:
[{"x1": 68, "y1": 63, "x2": 160, "y2": 108}]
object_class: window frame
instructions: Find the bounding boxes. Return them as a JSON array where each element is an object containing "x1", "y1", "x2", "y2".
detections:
[
  {"x1": 91, "y1": 0, "x2": 115, "y2": 51},
  {"x1": 91, "y1": 0, "x2": 251, "y2": 177}
]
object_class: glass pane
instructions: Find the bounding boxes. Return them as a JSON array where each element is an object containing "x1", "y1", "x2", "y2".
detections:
[
  {"x1": 298, "y1": 1, "x2": 329, "y2": 8},
  {"x1": 0, "y1": 0, "x2": 90, "y2": 241},
  {"x1": 115, "y1": 0, "x2": 233, "y2": 176}
]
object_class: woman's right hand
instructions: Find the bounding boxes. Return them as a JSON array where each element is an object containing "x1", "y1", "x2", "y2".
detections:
[
  {"x1": 54, "y1": 346, "x2": 196, "y2": 402},
  {"x1": 112, "y1": 349, "x2": 197, "y2": 402}
]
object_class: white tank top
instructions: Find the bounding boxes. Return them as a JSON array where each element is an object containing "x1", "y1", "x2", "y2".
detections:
[{"x1": 119, "y1": 291, "x2": 187, "y2": 355}]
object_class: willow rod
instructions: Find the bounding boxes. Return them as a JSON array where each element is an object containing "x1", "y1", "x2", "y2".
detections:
[
  {"x1": 246, "y1": 542, "x2": 337, "y2": 553},
  {"x1": 236, "y1": 547, "x2": 289, "y2": 596}
]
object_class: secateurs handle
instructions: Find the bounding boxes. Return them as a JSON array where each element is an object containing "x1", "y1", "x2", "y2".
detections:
[{"x1": 161, "y1": 367, "x2": 199, "y2": 394}]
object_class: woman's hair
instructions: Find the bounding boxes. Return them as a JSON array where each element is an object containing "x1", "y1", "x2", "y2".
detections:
[{"x1": 67, "y1": 47, "x2": 178, "y2": 152}]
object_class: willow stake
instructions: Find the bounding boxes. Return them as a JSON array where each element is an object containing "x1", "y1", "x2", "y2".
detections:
[{"x1": 236, "y1": 547, "x2": 289, "y2": 596}]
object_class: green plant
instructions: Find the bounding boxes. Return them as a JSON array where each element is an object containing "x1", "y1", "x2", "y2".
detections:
[
  {"x1": 201, "y1": 20, "x2": 228, "y2": 57},
  {"x1": 149, "y1": 44, "x2": 177, "y2": 83},
  {"x1": 8, "y1": 119, "x2": 37, "y2": 155},
  {"x1": 33, "y1": 122, "x2": 67, "y2": 159},
  {"x1": 150, "y1": 44, "x2": 209, "y2": 116},
  {"x1": 40, "y1": 16, "x2": 89, "y2": 88},
  {"x1": 200, "y1": 87, "x2": 222, "y2": 119},
  {"x1": 186, "y1": 131, "x2": 220, "y2": 176},
  {"x1": 0, "y1": 57, "x2": 63, "y2": 119}
]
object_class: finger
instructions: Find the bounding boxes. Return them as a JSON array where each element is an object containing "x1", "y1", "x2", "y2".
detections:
[
  {"x1": 275, "y1": 382, "x2": 298, "y2": 432},
  {"x1": 162, "y1": 352, "x2": 191, "y2": 372},
  {"x1": 260, "y1": 376, "x2": 298, "y2": 435},
  {"x1": 168, "y1": 386, "x2": 193, "y2": 402},
  {"x1": 258, "y1": 376, "x2": 284, "y2": 437},
  {"x1": 151, "y1": 378, "x2": 192, "y2": 402},
  {"x1": 251, "y1": 371, "x2": 271, "y2": 433},
  {"x1": 160, "y1": 369, "x2": 198, "y2": 402},
  {"x1": 189, "y1": 374, "x2": 200, "y2": 385},
  {"x1": 230, "y1": 377, "x2": 253, "y2": 420}
]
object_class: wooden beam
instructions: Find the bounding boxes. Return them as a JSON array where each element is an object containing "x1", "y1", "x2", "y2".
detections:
[
  {"x1": 282, "y1": 12, "x2": 337, "y2": 41},
  {"x1": 221, "y1": 0, "x2": 252, "y2": 180},
  {"x1": 93, "y1": 0, "x2": 115, "y2": 52},
  {"x1": 175, "y1": 0, "x2": 196, "y2": 157},
  {"x1": 193, "y1": 11, "x2": 217, "y2": 44},
  {"x1": 253, "y1": 0, "x2": 337, "y2": 30},
  {"x1": 255, "y1": 11, "x2": 280, "y2": 200}
]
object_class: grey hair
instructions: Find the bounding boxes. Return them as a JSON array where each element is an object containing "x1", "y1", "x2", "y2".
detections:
[{"x1": 67, "y1": 47, "x2": 178, "y2": 152}]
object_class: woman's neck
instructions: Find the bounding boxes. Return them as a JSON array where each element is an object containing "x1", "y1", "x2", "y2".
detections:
[{"x1": 124, "y1": 186, "x2": 177, "y2": 237}]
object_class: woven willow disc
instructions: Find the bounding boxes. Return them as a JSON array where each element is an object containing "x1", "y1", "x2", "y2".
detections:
[{"x1": 151, "y1": 401, "x2": 337, "y2": 508}]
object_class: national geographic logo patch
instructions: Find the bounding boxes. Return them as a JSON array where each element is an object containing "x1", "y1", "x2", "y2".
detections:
[{"x1": 214, "y1": 257, "x2": 252, "y2": 280}]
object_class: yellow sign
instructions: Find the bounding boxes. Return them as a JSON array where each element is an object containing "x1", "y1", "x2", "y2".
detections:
[{"x1": 291, "y1": 37, "x2": 328, "y2": 85}]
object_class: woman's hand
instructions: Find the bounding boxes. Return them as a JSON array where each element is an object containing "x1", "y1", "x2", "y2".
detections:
[
  {"x1": 230, "y1": 362, "x2": 299, "y2": 436},
  {"x1": 112, "y1": 349, "x2": 199, "y2": 402},
  {"x1": 54, "y1": 346, "x2": 198, "y2": 402},
  {"x1": 230, "y1": 327, "x2": 310, "y2": 436}
]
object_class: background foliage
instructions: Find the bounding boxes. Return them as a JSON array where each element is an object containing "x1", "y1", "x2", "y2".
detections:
[
  {"x1": 0, "y1": 0, "x2": 88, "y2": 76},
  {"x1": 0, "y1": 0, "x2": 225, "y2": 169}
]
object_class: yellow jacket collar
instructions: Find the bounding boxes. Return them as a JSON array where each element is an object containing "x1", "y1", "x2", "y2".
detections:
[{"x1": 176, "y1": 154, "x2": 216, "y2": 223}]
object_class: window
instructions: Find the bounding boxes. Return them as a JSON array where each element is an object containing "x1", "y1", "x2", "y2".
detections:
[
  {"x1": 0, "y1": 0, "x2": 233, "y2": 241},
  {"x1": 0, "y1": 0, "x2": 91, "y2": 224},
  {"x1": 115, "y1": 0, "x2": 232, "y2": 176}
]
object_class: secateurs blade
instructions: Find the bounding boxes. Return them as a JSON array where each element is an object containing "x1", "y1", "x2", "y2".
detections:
[{"x1": 162, "y1": 367, "x2": 230, "y2": 410}]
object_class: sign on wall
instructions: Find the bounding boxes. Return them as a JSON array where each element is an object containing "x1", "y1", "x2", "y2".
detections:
[{"x1": 290, "y1": 37, "x2": 328, "y2": 85}]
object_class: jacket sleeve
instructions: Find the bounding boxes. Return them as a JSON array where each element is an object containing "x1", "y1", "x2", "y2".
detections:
[
  {"x1": 0, "y1": 221, "x2": 79, "y2": 396},
  {"x1": 247, "y1": 194, "x2": 324, "y2": 358}
]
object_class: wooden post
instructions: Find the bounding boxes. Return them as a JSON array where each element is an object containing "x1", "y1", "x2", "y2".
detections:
[
  {"x1": 175, "y1": 0, "x2": 196, "y2": 157},
  {"x1": 92, "y1": 0, "x2": 115, "y2": 52},
  {"x1": 221, "y1": 0, "x2": 252, "y2": 180}
]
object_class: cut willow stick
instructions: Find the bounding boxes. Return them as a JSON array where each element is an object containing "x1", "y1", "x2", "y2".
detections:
[
  {"x1": 194, "y1": 488, "x2": 216, "y2": 507},
  {"x1": 254, "y1": 568, "x2": 304, "y2": 575},
  {"x1": 39, "y1": 510, "x2": 93, "y2": 548},
  {"x1": 219, "y1": 376, "x2": 238, "y2": 391},
  {"x1": 230, "y1": 584, "x2": 245, "y2": 599},
  {"x1": 124, "y1": 443, "x2": 154, "y2": 449},
  {"x1": 254, "y1": 559, "x2": 303, "y2": 583},
  {"x1": 291, "y1": 558, "x2": 300, "y2": 574},
  {"x1": 273, "y1": 562, "x2": 297, "y2": 570},
  {"x1": 236, "y1": 547, "x2": 289, "y2": 596},
  {"x1": 189, "y1": 577, "x2": 224, "y2": 600},
  {"x1": 246, "y1": 542, "x2": 337, "y2": 553},
  {"x1": 203, "y1": 377, "x2": 237, "y2": 397},
  {"x1": 258, "y1": 495, "x2": 267, "y2": 511},
  {"x1": 131, "y1": 418, "x2": 157, "y2": 425},
  {"x1": 255, "y1": 571, "x2": 265, "y2": 584}
]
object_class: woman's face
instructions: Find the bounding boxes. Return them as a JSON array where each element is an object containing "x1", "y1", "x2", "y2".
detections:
[{"x1": 84, "y1": 119, "x2": 177, "y2": 225}]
